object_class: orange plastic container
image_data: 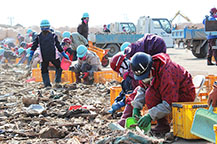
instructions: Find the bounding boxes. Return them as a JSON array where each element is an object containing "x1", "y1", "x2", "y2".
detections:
[
  {"x1": 94, "y1": 70, "x2": 123, "y2": 84},
  {"x1": 32, "y1": 68, "x2": 74, "y2": 83},
  {"x1": 198, "y1": 92, "x2": 208, "y2": 102},
  {"x1": 110, "y1": 86, "x2": 127, "y2": 111},
  {"x1": 205, "y1": 75, "x2": 217, "y2": 93},
  {"x1": 110, "y1": 86, "x2": 122, "y2": 106}
]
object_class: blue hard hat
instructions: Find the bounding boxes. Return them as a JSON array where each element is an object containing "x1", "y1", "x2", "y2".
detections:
[
  {"x1": 62, "y1": 31, "x2": 71, "y2": 38},
  {"x1": 26, "y1": 48, "x2": 31, "y2": 54},
  {"x1": 27, "y1": 29, "x2": 32, "y2": 34},
  {"x1": 0, "y1": 49, "x2": 4, "y2": 56},
  {"x1": 18, "y1": 48, "x2": 25, "y2": 55},
  {"x1": 120, "y1": 42, "x2": 131, "y2": 51},
  {"x1": 40, "y1": 19, "x2": 50, "y2": 27},
  {"x1": 82, "y1": 12, "x2": 89, "y2": 18},
  {"x1": 130, "y1": 52, "x2": 153, "y2": 80},
  {"x1": 77, "y1": 45, "x2": 87, "y2": 58}
]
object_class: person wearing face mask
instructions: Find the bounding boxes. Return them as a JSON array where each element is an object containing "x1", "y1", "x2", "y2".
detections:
[
  {"x1": 109, "y1": 52, "x2": 139, "y2": 116},
  {"x1": 61, "y1": 38, "x2": 74, "y2": 61},
  {"x1": 77, "y1": 13, "x2": 89, "y2": 40},
  {"x1": 130, "y1": 52, "x2": 195, "y2": 136},
  {"x1": 203, "y1": 8, "x2": 217, "y2": 65},
  {"x1": 71, "y1": 45, "x2": 101, "y2": 85}
]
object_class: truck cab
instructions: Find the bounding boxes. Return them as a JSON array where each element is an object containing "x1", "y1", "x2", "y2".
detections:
[{"x1": 137, "y1": 16, "x2": 174, "y2": 47}]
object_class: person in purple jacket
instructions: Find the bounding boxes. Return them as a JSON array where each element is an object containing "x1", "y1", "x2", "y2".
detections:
[
  {"x1": 115, "y1": 34, "x2": 167, "y2": 127},
  {"x1": 124, "y1": 33, "x2": 167, "y2": 58}
]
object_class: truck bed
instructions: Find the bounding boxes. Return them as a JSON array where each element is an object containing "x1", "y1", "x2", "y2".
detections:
[
  {"x1": 95, "y1": 34, "x2": 144, "y2": 44},
  {"x1": 172, "y1": 28, "x2": 206, "y2": 40}
]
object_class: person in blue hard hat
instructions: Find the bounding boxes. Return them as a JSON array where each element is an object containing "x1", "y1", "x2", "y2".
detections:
[
  {"x1": 77, "y1": 13, "x2": 89, "y2": 40},
  {"x1": 0, "y1": 49, "x2": 17, "y2": 64},
  {"x1": 17, "y1": 47, "x2": 27, "y2": 65},
  {"x1": 71, "y1": 45, "x2": 101, "y2": 85},
  {"x1": 120, "y1": 42, "x2": 131, "y2": 52},
  {"x1": 26, "y1": 28, "x2": 38, "y2": 42},
  {"x1": 62, "y1": 31, "x2": 71, "y2": 39},
  {"x1": 29, "y1": 19, "x2": 69, "y2": 88},
  {"x1": 203, "y1": 8, "x2": 217, "y2": 65}
]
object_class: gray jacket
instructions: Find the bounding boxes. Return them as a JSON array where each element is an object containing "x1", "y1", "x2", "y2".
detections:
[
  {"x1": 71, "y1": 32, "x2": 88, "y2": 51},
  {"x1": 131, "y1": 86, "x2": 171, "y2": 121}
]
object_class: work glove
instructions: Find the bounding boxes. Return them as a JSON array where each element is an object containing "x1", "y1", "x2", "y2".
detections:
[
  {"x1": 138, "y1": 114, "x2": 152, "y2": 129},
  {"x1": 208, "y1": 84, "x2": 217, "y2": 107},
  {"x1": 29, "y1": 50, "x2": 34, "y2": 62},
  {"x1": 79, "y1": 72, "x2": 89, "y2": 79},
  {"x1": 61, "y1": 51, "x2": 69, "y2": 60},
  {"x1": 132, "y1": 108, "x2": 141, "y2": 119}
]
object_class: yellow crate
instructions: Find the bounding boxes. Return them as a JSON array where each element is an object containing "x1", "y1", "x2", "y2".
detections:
[
  {"x1": 213, "y1": 124, "x2": 217, "y2": 144},
  {"x1": 94, "y1": 70, "x2": 123, "y2": 84},
  {"x1": 205, "y1": 75, "x2": 217, "y2": 93},
  {"x1": 32, "y1": 68, "x2": 74, "y2": 83},
  {"x1": 172, "y1": 102, "x2": 217, "y2": 139}
]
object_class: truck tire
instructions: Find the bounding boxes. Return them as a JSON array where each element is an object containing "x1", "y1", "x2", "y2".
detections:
[
  {"x1": 106, "y1": 44, "x2": 120, "y2": 57},
  {"x1": 192, "y1": 41, "x2": 208, "y2": 58}
]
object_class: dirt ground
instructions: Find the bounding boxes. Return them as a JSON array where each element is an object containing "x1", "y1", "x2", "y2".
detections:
[
  {"x1": 0, "y1": 47, "x2": 215, "y2": 144},
  {"x1": 167, "y1": 47, "x2": 216, "y2": 76}
]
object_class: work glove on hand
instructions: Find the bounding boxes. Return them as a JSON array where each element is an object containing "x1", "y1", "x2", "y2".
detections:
[
  {"x1": 132, "y1": 108, "x2": 141, "y2": 119},
  {"x1": 80, "y1": 72, "x2": 89, "y2": 79},
  {"x1": 208, "y1": 84, "x2": 217, "y2": 107},
  {"x1": 61, "y1": 51, "x2": 69, "y2": 60},
  {"x1": 29, "y1": 50, "x2": 34, "y2": 62},
  {"x1": 138, "y1": 114, "x2": 152, "y2": 129}
]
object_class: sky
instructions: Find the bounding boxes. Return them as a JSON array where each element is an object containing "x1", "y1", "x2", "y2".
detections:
[{"x1": 0, "y1": 0, "x2": 216, "y2": 28}]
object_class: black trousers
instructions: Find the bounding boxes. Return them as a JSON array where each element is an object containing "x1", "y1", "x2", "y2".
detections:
[{"x1": 41, "y1": 59, "x2": 61, "y2": 74}]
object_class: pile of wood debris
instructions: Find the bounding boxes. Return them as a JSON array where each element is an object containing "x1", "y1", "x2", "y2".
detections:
[{"x1": 0, "y1": 64, "x2": 164, "y2": 144}]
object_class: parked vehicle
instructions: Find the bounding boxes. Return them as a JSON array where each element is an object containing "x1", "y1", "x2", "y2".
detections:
[
  {"x1": 89, "y1": 16, "x2": 174, "y2": 57},
  {"x1": 172, "y1": 27, "x2": 208, "y2": 58}
]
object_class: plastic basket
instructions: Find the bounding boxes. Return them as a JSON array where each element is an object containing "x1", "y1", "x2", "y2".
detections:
[
  {"x1": 32, "y1": 68, "x2": 74, "y2": 83},
  {"x1": 205, "y1": 75, "x2": 217, "y2": 93},
  {"x1": 94, "y1": 70, "x2": 122, "y2": 84},
  {"x1": 110, "y1": 86, "x2": 128, "y2": 111},
  {"x1": 213, "y1": 124, "x2": 217, "y2": 144},
  {"x1": 172, "y1": 101, "x2": 217, "y2": 139}
]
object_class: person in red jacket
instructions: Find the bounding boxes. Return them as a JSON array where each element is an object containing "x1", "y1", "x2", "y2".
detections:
[
  {"x1": 61, "y1": 38, "x2": 74, "y2": 61},
  {"x1": 130, "y1": 52, "x2": 195, "y2": 135}
]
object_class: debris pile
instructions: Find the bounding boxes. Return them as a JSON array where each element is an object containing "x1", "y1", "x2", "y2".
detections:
[{"x1": 0, "y1": 64, "x2": 164, "y2": 143}]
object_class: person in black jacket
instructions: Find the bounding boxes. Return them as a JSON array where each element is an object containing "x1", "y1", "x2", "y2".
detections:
[
  {"x1": 29, "y1": 20, "x2": 69, "y2": 88},
  {"x1": 77, "y1": 13, "x2": 89, "y2": 40}
]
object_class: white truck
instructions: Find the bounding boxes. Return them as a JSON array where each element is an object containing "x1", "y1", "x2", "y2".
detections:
[{"x1": 89, "y1": 16, "x2": 174, "y2": 57}]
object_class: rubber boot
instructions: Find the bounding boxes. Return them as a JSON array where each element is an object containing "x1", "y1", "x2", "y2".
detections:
[
  {"x1": 75, "y1": 73, "x2": 81, "y2": 83},
  {"x1": 42, "y1": 73, "x2": 51, "y2": 87},
  {"x1": 207, "y1": 57, "x2": 215, "y2": 65},
  {"x1": 55, "y1": 68, "x2": 62, "y2": 83},
  {"x1": 118, "y1": 104, "x2": 133, "y2": 127},
  {"x1": 151, "y1": 117, "x2": 170, "y2": 135}
]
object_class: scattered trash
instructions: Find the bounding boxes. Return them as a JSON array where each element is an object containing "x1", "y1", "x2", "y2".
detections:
[{"x1": 26, "y1": 104, "x2": 45, "y2": 114}]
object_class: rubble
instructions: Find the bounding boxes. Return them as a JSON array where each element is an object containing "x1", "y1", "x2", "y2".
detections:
[{"x1": 0, "y1": 63, "x2": 164, "y2": 143}]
